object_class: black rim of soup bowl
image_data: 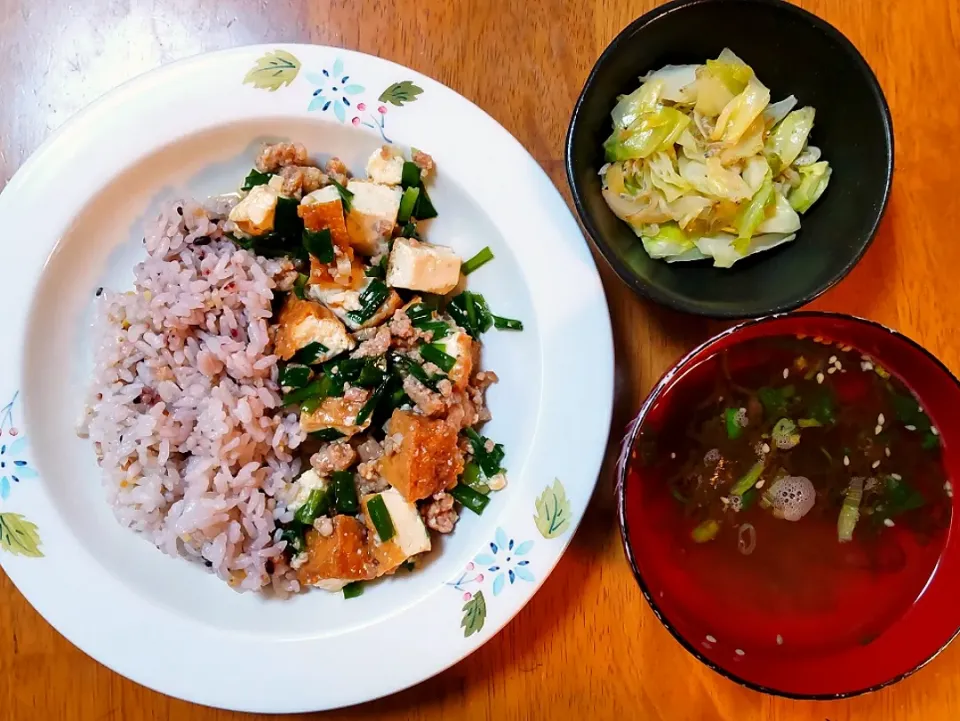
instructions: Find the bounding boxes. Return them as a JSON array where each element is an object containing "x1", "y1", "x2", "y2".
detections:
[
  {"x1": 615, "y1": 311, "x2": 960, "y2": 699},
  {"x1": 565, "y1": 0, "x2": 895, "y2": 319}
]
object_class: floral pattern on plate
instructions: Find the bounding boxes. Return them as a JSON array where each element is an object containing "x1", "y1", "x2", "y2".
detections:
[
  {"x1": 0, "y1": 391, "x2": 42, "y2": 557},
  {"x1": 449, "y1": 480, "x2": 570, "y2": 637},
  {"x1": 244, "y1": 50, "x2": 423, "y2": 143}
]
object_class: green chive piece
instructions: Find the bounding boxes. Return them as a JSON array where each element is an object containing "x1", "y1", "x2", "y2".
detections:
[
  {"x1": 449, "y1": 483, "x2": 491, "y2": 515},
  {"x1": 303, "y1": 228, "x2": 334, "y2": 263},
  {"x1": 355, "y1": 378, "x2": 389, "y2": 427},
  {"x1": 492, "y1": 315, "x2": 523, "y2": 331},
  {"x1": 282, "y1": 378, "x2": 328, "y2": 406},
  {"x1": 464, "y1": 428, "x2": 505, "y2": 478},
  {"x1": 346, "y1": 279, "x2": 390, "y2": 325},
  {"x1": 405, "y1": 301, "x2": 435, "y2": 325},
  {"x1": 293, "y1": 273, "x2": 310, "y2": 299},
  {"x1": 292, "y1": 341, "x2": 329, "y2": 365},
  {"x1": 333, "y1": 470, "x2": 359, "y2": 514},
  {"x1": 730, "y1": 461, "x2": 766, "y2": 497},
  {"x1": 342, "y1": 581, "x2": 364, "y2": 599},
  {"x1": 724, "y1": 408, "x2": 743, "y2": 439},
  {"x1": 417, "y1": 320, "x2": 451, "y2": 340},
  {"x1": 401, "y1": 161, "x2": 421, "y2": 189},
  {"x1": 419, "y1": 343, "x2": 456, "y2": 373},
  {"x1": 294, "y1": 487, "x2": 330, "y2": 525},
  {"x1": 398, "y1": 186, "x2": 420, "y2": 223},
  {"x1": 366, "y1": 494, "x2": 396, "y2": 542},
  {"x1": 279, "y1": 523, "x2": 307, "y2": 554},
  {"x1": 462, "y1": 247, "x2": 494, "y2": 275},
  {"x1": 309, "y1": 428, "x2": 345, "y2": 442},
  {"x1": 279, "y1": 364, "x2": 311, "y2": 389},
  {"x1": 241, "y1": 168, "x2": 272, "y2": 191},
  {"x1": 330, "y1": 178, "x2": 354, "y2": 213},
  {"x1": 400, "y1": 221, "x2": 420, "y2": 239},
  {"x1": 461, "y1": 462, "x2": 490, "y2": 494},
  {"x1": 274, "y1": 196, "x2": 305, "y2": 246},
  {"x1": 413, "y1": 185, "x2": 438, "y2": 219}
]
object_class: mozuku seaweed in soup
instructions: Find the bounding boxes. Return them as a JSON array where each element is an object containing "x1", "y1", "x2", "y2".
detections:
[{"x1": 635, "y1": 336, "x2": 952, "y2": 652}]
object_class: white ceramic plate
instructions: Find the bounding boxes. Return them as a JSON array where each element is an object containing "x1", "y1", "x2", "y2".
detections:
[{"x1": 0, "y1": 45, "x2": 612, "y2": 712}]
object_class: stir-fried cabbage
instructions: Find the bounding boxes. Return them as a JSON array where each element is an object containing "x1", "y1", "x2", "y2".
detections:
[{"x1": 600, "y1": 48, "x2": 832, "y2": 268}]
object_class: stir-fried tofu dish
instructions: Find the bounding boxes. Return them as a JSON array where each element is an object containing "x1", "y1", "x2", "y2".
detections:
[{"x1": 83, "y1": 142, "x2": 521, "y2": 596}]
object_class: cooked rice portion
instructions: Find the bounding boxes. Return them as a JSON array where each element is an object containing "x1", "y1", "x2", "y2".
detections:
[{"x1": 82, "y1": 200, "x2": 305, "y2": 593}]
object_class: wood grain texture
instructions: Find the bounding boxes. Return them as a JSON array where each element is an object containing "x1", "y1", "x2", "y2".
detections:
[{"x1": 1, "y1": 0, "x2": 958, "y2": 717}]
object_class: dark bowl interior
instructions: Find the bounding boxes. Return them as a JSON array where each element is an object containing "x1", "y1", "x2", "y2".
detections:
[{"x1": 566, "y1": 0, "x2": 894, "y2": 318}]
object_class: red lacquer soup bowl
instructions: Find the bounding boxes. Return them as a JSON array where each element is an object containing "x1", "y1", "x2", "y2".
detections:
[{"x1": 617, "y1": 312, "x2": 960, "y2": 698}]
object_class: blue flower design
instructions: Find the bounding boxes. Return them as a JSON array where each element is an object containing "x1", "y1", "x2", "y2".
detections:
[
  {"x1": 473, "y1": 527, "x2": 534, "y2": 597},
  {"x1": 306, "y1": 58, "x2": 365, "y2": 123},
  {"x1": 0, "y1": 436, "x2": 36, "y2": 500}
]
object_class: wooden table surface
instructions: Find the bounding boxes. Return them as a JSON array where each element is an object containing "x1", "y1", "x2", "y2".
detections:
[{"x1": 2, "y1": 0, "x2": 958, "y2": 718}]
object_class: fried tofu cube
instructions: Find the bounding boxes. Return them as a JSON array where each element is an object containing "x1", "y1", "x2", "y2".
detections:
[
  {"x1": 228, "y1": 184, "x2": 279, "y2": 236},
  {"x1": 436, "y1": 329, "x2": 474, "y2": 390},
  {"x1": 300, "y1": 392, "x2": 372, "y2": 437},
  {"x1": 345, "y1": 180, "x2": 401, "y2": 256},
  {"x1": 361, "y1": 487, "x2": 432, "y2": 575},
  {"x1": 300, "y1": 187, "x2": 353, "y2": 249},
  {"x1": 307, "y1": 277, "x2": 404, "y2": 331},
  {"x1": 386, "y1": 238, "x2": 462, "y2": 295},
  {"x1": 296, "y1": 516, "x2": 375, "y2": 587},
  {"x1": 365, "y1": 146, "x2": 405, "y2": 185},
  {"x1": 380, "y1": 410, "x2": 464, "y2": 502},
  {"x1": 274, "y1": 295, "x2": 355, "y2": 363}
]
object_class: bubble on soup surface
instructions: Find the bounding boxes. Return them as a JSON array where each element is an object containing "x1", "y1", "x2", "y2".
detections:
[{"x1": 767, "y1": 475, "x2": 816, "y2": 521}]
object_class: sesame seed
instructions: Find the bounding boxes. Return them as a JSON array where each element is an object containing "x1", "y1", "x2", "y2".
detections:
[
  {"x1": 840, "y1": 345, "x2": 853, "y2": 352},
  {"x1": 843, "y1": 455, "x2": 850, "y2": 467},
  {"x1": 762, "y1": 443, "x2": 770, "y2": 454},
  {"x1": 891, "y1": 473, "x2": 902, "y2": 481},
  {"x1": 905, "y1": 425, "x2": 917, "y2": 431},
  {"x1": 776, "y1": 634, "x2": 784, "y2": 645},
  {"x1": 706, "y1": 635, "x2": 717, "y2": 643},
  {"x1": 816, "y1": 372, "x2": 824, "y2": 384},
  {"x1": 783, "y1": 368, "x2": 789, "y2": 379},
  {"x1": 945, "y1": 481, "x2": 953, "y2": 491},
  {"x1": 875, "y1": 425, "x2": 883, "y2": 435},
  {"x1": 756, "y1": 479, "x2": 765, "y2": 489},
  {"x1": 829, "y1": 355, "x2": 837, "y2": 364},
  {"x1": 883, "y1": 518, "x2": 895, "y2": 528},
  {"x1": 932, "y1": 426, "x2": 940, "y2": 436},
  {"x1": 885, "y1": 447, "x2": 891, "y2": 457},
  {"x1": 861, "y1": 361, "x2": 874, "y2": 371},
  {"x1": 735, "y1": 648, "x2": 745, "y2": 656},
  {"x1": 872, "y1": 460, "x2": 880, "y2": 469},
  {"x1": 878, "y1": 413, "x2": 885, "y2": 425},
  {"x1": 670, "y1": 452, "x2": 676, "y2": 459},
  {"x1": 828, "y1": 367, "x2": 837, "y2": 374}
]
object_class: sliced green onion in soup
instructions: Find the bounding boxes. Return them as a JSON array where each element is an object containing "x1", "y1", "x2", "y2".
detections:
[{"x1": 837, "y1": 476, "x2": 863, "y2": 542}]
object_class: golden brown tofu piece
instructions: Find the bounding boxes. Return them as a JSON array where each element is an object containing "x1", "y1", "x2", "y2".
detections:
[
  {"x1": 300, "y1": 393, "x2": 372, "y2": 437},
  {"x1": 445, "y1": 332, "x2": 474, "y2": 390},
  {"x1": 380, "y1": 410, "x2": 464, "y2": 502},
  {"x1": 359, "y1": 488, "x2": 432, "y2": 575},
  {"x1": 296, "y1": 516, "x2": 375, "y2": 586},
  {"x1": 274, "y1": 295, "x2": 355, "y2": 362}
]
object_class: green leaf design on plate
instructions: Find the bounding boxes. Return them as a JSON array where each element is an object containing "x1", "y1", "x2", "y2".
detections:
[
  {"x1": 461, "y1": 590, "x2": 486, "y2": 637},
  {"x1": 379, "y1": 81, "x2": 424, "y2": 107},
  {"x1": 243, "y1": 50, "x2": 301, "y2": 91},
  {"x1": 0, "y1": 512, "x2": 43, "y2": 557},
  {"x1": 534, "y1": 479, "x2": 571, "y2": 539}
]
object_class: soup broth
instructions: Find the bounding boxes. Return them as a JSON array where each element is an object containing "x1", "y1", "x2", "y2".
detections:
[{"x1": 633, "y1": 336, "x2": 952, "y2": 653}]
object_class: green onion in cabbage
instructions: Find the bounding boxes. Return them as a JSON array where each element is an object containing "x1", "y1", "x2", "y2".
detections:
[{"x1": 837, "y1": 476, "x2": 863, "y2": 542}]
